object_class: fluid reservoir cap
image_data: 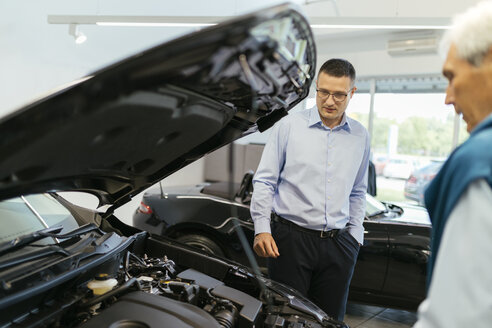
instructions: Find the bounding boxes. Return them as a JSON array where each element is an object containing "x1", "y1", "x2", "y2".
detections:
[
  {"x1": 88, "y1": 276, "x2": 118, "y2": 295},
  {"x1": 95, "y1": 273, "x2": 110, "y2": 280}
]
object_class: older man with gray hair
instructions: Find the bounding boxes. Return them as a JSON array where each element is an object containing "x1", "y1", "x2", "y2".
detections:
[{"x1": 414, "y1": 1, "x2": 492, "y2": 327}]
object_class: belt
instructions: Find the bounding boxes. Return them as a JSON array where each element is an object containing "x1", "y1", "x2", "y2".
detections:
[{"x1": 271, "y1": 213, "x2": 341, "y2": 239}]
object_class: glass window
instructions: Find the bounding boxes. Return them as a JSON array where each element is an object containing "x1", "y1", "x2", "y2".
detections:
[
  {"x1": 372, "y1": 93, "x2": 463, "y2": 205},
  {"x1": 347, "y1": 93, "x2": 371, "y2": 130},
  {"x1": 0, "y1": 194, "x2": 78, "y2": 243},
  {"x1": 458, "y1": 116, "x2": 469, "y2": 146}
]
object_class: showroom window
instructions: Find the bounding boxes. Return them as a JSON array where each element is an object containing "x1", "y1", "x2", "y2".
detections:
[
  {"x1": 238, "y1": 75, "x2": 468, "y2": 207},
  {"x1": 355, "y1": 76, "x2": 467, "y2": 205},
  {"x1": 369, "y1": 92, "x2": 462, "y2": 203}
]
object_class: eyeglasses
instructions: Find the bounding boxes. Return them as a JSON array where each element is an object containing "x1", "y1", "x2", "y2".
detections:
[{"x1": 316, "y1": 89, "x2": 352, "y2": 102}]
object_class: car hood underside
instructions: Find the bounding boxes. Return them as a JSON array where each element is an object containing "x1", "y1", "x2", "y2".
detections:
[{"x1": 0, "y1": 4, "x2": 315, "y2": 209}]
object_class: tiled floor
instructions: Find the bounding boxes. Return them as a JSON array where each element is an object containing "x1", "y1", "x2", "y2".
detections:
[{"x1": 344, "y1": 303, "x2": 417, "y2": 328}]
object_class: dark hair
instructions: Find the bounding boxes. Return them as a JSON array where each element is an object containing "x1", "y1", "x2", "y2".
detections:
[{"x1": 318, "y1": 58, "x2": 356, "y2": 84}]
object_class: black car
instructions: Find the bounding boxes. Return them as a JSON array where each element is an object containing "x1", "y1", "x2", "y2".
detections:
[
  {"x1": 0, "y1": 4, "x2": 349, "y2": 327},
  {"x1": 133, "y1": 172, "x2": 431, "y2": 311}
]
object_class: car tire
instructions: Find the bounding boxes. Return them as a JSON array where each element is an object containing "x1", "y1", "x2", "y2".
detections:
[{"x1": 177, "y1": 234, "x2": 225, "y2": 257}]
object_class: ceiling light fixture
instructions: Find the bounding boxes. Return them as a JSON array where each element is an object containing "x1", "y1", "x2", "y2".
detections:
[
  {"x1": 95, "y1": 22, "x2": 216, "y2": 27},
  {"x1": 68, "y1": 23, "x2": 87, "y2": 44},
  {"x1": 310, "y1": 24, "x2": 449, "y2": 30},
  {"x1": 49, "y1": 15, "x2": 223, "y2": 28},
  {"x1": 308, "y1": 17, "x2": 450, "y2": 30},
  {"x1": 49, "y1": 15, "x2": 450, "y2": 31}
]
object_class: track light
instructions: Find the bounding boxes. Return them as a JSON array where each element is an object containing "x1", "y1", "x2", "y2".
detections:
[
  {"x1": 68, "y1": 24, "x2": 87, "y2": 44},
  {"x1": 49, "y1": 15, "x2": 451, "y2": 31}
]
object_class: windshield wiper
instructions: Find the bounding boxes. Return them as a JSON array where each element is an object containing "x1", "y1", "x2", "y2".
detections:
[
  {"x1": 368, "y1": 203, "x2": 390, "y2": 218},
  {"x1": 0, "y1": 224, "x2": 100, "y2": 257},
  {"x1": 0, "y1": 226, "x2": 116, "y2": 272},
  {"x1": 0, "y1": 226, "x2": 62, "y2": 257}
]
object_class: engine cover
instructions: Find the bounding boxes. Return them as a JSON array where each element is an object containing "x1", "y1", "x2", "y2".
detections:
[{"x1": 80, "y1": 291, "x2": 221, "y2": 328}]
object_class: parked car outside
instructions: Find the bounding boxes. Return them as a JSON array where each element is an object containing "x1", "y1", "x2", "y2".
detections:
[
  {"x1": 404, "y1": 160, "x2": 445, "y2": 206},
  {"x1": 382, "y1": 157, "x2": 418, "y2": 180},
  {"x1": 373, "y1": 154, "x2": 389, "y2": 176},
  {"x1": 0, "y1": 4, "x2": 347, "y2": 328},
  {"x1": 133, "y1": 173, "x2": 431, "y2": 311}
]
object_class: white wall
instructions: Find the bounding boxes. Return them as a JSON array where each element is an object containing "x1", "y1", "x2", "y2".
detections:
[
  {"x1": 303, "y1": 0, "x2": 479, "y2": 18},
  {"x1": 0, "y1": 1, "x2": 193, "y2": 115},
  {"x1": 306, "y1": 0, "x2": 483, "y2": 77},
  {"x1": 315, "y1": 30, "x2": 445, "y2": 77}
]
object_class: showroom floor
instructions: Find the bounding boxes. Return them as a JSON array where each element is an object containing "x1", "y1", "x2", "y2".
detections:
[{"x1": 344, "y1": 303, "x2": 417, "y2": 327}]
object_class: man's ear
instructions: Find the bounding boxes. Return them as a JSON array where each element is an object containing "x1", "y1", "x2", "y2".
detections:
[
  {"x1": 482, "y1": 46, "x2": 492, "y2": 65},
  {"x1": 350, "y1": 86, "x2": 357, "y2": 98}
]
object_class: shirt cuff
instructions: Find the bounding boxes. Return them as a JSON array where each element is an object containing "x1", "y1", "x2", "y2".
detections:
[
  {"x1": 347, "y1": 225, "x2": 364, "y2": 245},
  {"x1": 254, "y1": 218, "x2": 272, "y2": 235}
]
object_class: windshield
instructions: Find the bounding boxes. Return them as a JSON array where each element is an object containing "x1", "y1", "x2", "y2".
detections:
[
  {"x1": 365, "y1": 194, "x2": 387, "y2": 217},
  {"x1": 0, "y1": 194, "x2": 78, "y2": 244}
]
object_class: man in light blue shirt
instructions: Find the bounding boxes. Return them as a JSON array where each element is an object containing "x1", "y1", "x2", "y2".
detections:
[{"x1": 251, "y1": 58, "x2": 370, "y2": 321}]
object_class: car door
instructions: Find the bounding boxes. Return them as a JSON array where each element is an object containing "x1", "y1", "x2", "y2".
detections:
[
  {"x1": 350, "y1": 219, "x2": 389, "y2": 293},
  {"x1": 381, "y1": 221, "x2": 430, "y2": 306}
]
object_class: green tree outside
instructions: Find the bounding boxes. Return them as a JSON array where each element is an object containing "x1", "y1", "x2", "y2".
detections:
[{"x1": 351, "y1": 112, "x2": 467, "y2": 157}]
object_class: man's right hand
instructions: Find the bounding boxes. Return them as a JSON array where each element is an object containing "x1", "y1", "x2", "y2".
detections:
[{"x1": 253, "y1": 233, "x2": 280, "y2": 258}]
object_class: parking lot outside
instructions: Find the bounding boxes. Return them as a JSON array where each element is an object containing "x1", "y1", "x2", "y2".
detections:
[{"x1": 376, "y1": 176, "x2": 417, "y2": 204}]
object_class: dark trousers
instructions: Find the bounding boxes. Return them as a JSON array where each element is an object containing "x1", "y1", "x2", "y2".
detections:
[{"x1": 268, "y1": 219, "x2": 359, "y2": 321}]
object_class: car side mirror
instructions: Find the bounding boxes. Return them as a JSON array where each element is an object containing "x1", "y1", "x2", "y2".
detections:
[{"x1": 236, "y1": 170, "x2": 254, "y2": 204}]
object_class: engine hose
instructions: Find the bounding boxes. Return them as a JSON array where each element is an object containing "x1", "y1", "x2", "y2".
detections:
[
  {"x1": 83, "y1": 277, "x2": 141, "y2": 308},
  {"x1": 214, "y1": 308, "x2": 237, "y2": 328}
]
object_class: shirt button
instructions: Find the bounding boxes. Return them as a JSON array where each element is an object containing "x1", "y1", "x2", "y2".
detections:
[
  {"x1": 327, "y1": 179, "x2": 331, "y2": 183},
  {"x1": 327, "y1": 196, "x2": 331, "y2": 200},
  {"x1": 327, "y1": 162, "x2": 332, "y2": 166},
  {"x1": 328, "y1": 145, "x2": 333, "y2": 149}
]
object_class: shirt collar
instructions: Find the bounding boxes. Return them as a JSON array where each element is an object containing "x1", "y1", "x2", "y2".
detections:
[{"x1": 308, "y1": 106, "x2": 352, "y2": 132}]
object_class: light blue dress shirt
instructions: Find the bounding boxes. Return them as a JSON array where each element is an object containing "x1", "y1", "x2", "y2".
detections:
[{"x1": 250, "y1": 106, "x2": 370, "y2": 244}]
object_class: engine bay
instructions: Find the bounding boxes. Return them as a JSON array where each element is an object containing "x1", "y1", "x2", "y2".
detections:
[{"x1": 0, "y1": 223, "x2": 346, "y2": 328}]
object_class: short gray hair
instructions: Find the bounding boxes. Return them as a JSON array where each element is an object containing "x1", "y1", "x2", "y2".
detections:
[{"x1": 442, "y1": 1, "x2": 492, "y2": 66}]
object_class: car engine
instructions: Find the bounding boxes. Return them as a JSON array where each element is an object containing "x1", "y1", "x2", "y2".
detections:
[{"x1": 0, "y1": 225, "x2": 346, "y2": 328}]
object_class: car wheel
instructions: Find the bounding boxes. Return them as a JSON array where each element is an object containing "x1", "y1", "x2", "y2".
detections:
[{"x1": 177, "y1": 234, "x2": 225, "y2": 257}]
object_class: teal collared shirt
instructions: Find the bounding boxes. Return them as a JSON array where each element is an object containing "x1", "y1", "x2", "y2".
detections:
[{"x1": 251, "y1": 106, "x2": 370, "y2": 244}]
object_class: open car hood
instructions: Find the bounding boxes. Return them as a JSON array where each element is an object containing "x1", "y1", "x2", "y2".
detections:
[{"x1": 0, "y1": 4, "x2": 315, "y2": 208}]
